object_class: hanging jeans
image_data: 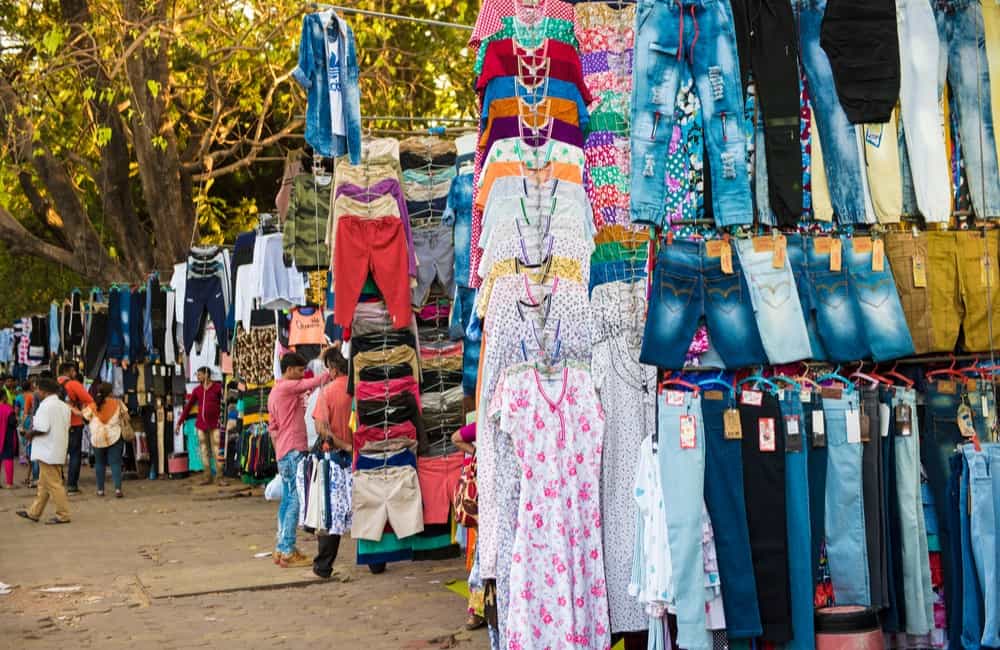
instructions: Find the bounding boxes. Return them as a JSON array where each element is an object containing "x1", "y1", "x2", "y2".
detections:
[
  {"x1": 843, "y1": 237, "x2": 915, "y2": 361},
  {"x1": 956, "y1": 453, "x2": 985, "y2": 650},
  {"x1": 785, "y1": 235, "x2": 828, "y2": 360},
  {"x1": 879, "y1": 389, "x2": 903, "y2": 632},
  {"x1": 657, "y1": 391, "x2": 712, "y2": 650},
  {"x1": 731, "y1": 0, "x2": 803, "y2": 224},
  {"x1": 897, "y1": 0, "x2": 952, "y2": 222},
  {"x1": 106, "y1": 288, "x2": 130, "y2": 360},
  {"x1": 793, "y1": 0, "x2": 870, "y2": 223},
  {"x1": 701, "y1": 393, "x2": 763, "y2": 639},
  {"x1": 934, "y1": 0, "x2": 1000, "y2": 220},
  {"x1": 804, "y1": 393, "x2": 829, "y2": 592},
  {"x1": 630, "y1": 0, "x2": 753, "y2": 227},
  {"x1": 894, "y1": 387, "x2": 935, "y2": 635},
  {"x1": 860, "y1": 388, "x2": 888, "y2": 609},
  {"x1": 778, "y1": 391, "x2": 815, "y2": 650},
  {"x1": 964, "y1": 444, "x2": 999, "y2": 647},
  {"x1": 823, "y1": 391, "x2": 871, "y2": 606}
]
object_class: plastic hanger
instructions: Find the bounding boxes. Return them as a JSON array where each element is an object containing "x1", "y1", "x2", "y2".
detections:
[
  {"x1": 817, "y1": 365, "x2": 856, "y2": 392},
  {"x1": 849, "y1": 362, "x2": 885, "y2": 388},
  {"x1": 697, "y1": 370, "x2": 735, "y2": 398},
  {"x1": 770, "y1": 374, "x2": 803, "y2": 391},
  {"x1": 795, "y1": 362, "x2": 823, "y2": 390},
  {"x1": 658, "y1": 372, "x2": 700, "y2": 394},
  {"x1": 881, "y1": 361, "x2": 915, "y2": 388},
  {"x1": 926, "y1": 354, "x2": 968, "y2": 381},
  {"x1": 736, "y1": 367, "x2": 780, "y2": 393}
]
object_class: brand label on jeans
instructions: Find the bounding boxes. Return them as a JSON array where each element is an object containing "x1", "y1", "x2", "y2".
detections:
[
  {"x1": 752, "y1": 237, "x2": 775, "y2": 253},
  {"x1": 895, "y1": 404, "x2": 912, "y2": 437},
  {"x1": 724, "y1": 408, "x2": 742, "y2": 440},
  {"x1": 814, "y1": 237, "x2": 833, "y2": 254},
  {"x1": 830, "y1": 239, "x2": 842, "y2": 272},
  {"x1": 665, "y1": 390, "x2": 686, "y2": 406},
  {"x1": 704, "y1": 390, "x2": 725, "y2": 401},
  {"x1": 758, "y1": 418, "x2": 776, "y2": 452},
  {"x1": 937, "y1": 380, "x2": 957, "y2": 395},
  {"x1": 679, "y1": 415, "x2": 697, "y2": 449},
  {"x1": 785, "y1": 415, "x2": 802, "y2": 452},
  {"x1": 706, "y1": 240, "x2": 725, "y2": 257},
  {"x1": 853, "y1": 236, "x2": 873, "y2": 254},
  {"x1": 821, "y1": 386, "x2": 843, "y2": 400},
  {"x1": 846, "y1": 409, "x2": 862, "y2": 444},
  {"x1": 741, "y1": 390, "x2": 763, "y2": 406},
  {"x1": 812, "y1": 411, "x2": 826, "y2": 447}
]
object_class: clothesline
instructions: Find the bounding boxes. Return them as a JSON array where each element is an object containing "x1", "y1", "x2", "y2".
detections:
[{"x1": 307, "y1": 2, "x2": 474, "y2": 31}]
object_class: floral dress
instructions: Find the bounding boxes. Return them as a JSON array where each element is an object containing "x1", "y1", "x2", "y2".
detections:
[{"x1": 490, "y1": 362, "x2": 612, "y2": 650}]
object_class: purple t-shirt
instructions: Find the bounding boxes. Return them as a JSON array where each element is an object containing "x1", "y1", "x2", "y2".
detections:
[{"x1": 480, "y1": 117, "x2": 583, "y2": 159}]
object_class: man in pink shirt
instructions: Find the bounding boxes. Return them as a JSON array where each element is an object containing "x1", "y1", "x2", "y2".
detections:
[{"x1": 267, "y1": 352, "x2": 329, "y2": 568}]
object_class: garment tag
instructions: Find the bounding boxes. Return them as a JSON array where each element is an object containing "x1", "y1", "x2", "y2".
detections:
[
  {"x1": 785, "y1": 415, "x2": 802, "y2": 452},
  {"x1": 846, "y1": 408, "x2": 862, "y2": 443},
  {"x1": 741, "y1": 389, "x2": 763, "y2": 406},
  {"x1": 665, "y1": 390, "x2": 686, "y2": 406},
  {"x1": 752, "y1": 237, "x2": 775, "y2": 253},
  {"x1": 830, "y1": 238, "x2": 842, "y2": 271},
  {"x1": 704, "y1": 390, "x2": 725, "y2": 401},
  {"x1": 853, "y1": 236, "x2": 873, "y2": 254},
  {"x1": 706, "y1": 240, "x2": 725, "y2": 257},
  {"x1": 680, "y1": 415, "x2": 697, "y2": 449},
  {"x1": 812, "y1": 410, "x2": 827, "y2": 447},
  {"x1": 814, "y1": 237, "x2": 833, "y2": 254},
  {"x1": 957, "y1": 403, "x2": 976, "y2": 438},
  {"x1": 821, "y1": 386, "x2": 843, "y2": 400},
  {"x1": 913, "y1": 255, "x2": 928, "y2": 288},
  {"x1": 872, "y1": 239, "x2": 885, "y2": 272},
  {"x1": 721, "y1": 241, "x2": 734, "y2": 274},
  {"x1": 937, "y1": 380, "x2": 957, "y2": 394},
  {"x1": 859, "y1": 401, "x2": 871, "y2": 442},
  {"x1": 758, "y1": 418, "x2": 776, "y2": 452},
  {"x1": 772, "y1": 236, "x2": 787, "y2": 269},
  {"x1": 800, "y1": 388, "x2": 812, "y2": 403},
  {"x1": 724, "y1": 408, "x2": 742, "y2": 440},
  {"x1": 983, "y1": 395, "x2": 990, "y2": 419},
  {"x1": 895, "y1": 404, "x2": 912, "y2": 437}
]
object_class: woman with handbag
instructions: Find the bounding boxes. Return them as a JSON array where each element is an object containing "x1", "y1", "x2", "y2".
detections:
[
  {"x1": 82, "y1": 382, "x2": 129, "y2": 498},
  {"x1": 451, "y1": 422, "x2": 485, "y2": 631}
]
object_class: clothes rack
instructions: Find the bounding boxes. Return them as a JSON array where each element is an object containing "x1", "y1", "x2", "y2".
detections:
[{"x1": 306, "y1": 2, "x2": 473, "y2": 31}]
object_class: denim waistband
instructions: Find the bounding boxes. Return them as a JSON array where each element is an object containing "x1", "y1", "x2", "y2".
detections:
[
  {"x1": 655, "y1": 239, "x2": 744, "y2": 274},
  {"x1": 644, "y1": 0, "x2": 719, "y2": 8},
  {"x1": 821, "y1": 391, "x2": 861, "y2": 412}
]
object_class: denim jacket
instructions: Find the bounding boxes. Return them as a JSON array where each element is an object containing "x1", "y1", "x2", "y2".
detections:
[{"x1": 292, "y1": 11, "x2": 362, "y2": 163}]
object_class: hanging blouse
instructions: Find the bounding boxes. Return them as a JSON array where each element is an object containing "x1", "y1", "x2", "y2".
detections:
[
  {"x1": 479, "y1": 232, "x2": 595, "y2": 285},
  {"x1": 468, "y1": 0, "x2": 576, "y2": 49},
  {"x1": 476, "y1": 162, "x2": 583, "y2": 209},
  {"x1": 483, "y1": 137, "x2": 587, "y2": 171},
  {"x1": 475, "y1": 17, "x2": 578, "y2": 76},
  {"x1": 480, "y1": 76, "x2": 589, "y2": 128},
  {"x1": 482, "y1": 96, "x2": 587, "y2": 133}
]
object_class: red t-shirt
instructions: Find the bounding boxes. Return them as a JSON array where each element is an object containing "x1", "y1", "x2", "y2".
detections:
[{"x1": 58, "y1": 376, "x2": 94, "y2": 428}]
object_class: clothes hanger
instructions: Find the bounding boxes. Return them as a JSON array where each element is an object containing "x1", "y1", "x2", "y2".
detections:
[
  {"x1": 658, "y1": 371, "x2": 700, "y2": 394},
  {"x1": 849, "y1": 362, "x2": 885, "y2": 388},
  {"x1": 926, "y1": 354, "x2": 968, "y2": 381},
  {"x1": 817, "y1": 365, "x2": 856, "y2": 393},
  {"x1": 696, "y1": 370, "x2": 735, "y2": 398},
  {"x1": 770, "y1": 374, "x2": 802, "y2": 391},
  {"x1": 880, "y1": 360, "x2": 915, "y2": 388},
  {"x1": 737, "y1": 367, "x2": 780, "y2": 393}
]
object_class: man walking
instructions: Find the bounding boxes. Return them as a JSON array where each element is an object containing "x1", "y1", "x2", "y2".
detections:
[
  {"x1": 16, "y1": 378, "x2": 71, "y2": 524},
  {"x1": 268, "y1": 352, "x2": 329, "y2": 568},
  {"x1": 57, "y1": 361, "x2": 94, "y2": 494},
  {"x1": 176, "y1": 367, "x2": 223, "y2": 485}
]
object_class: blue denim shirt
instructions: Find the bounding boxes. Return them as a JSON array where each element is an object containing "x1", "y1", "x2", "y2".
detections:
[
  {"x1": 292, "y1": 11, "x2": 362, "y2": 163},
  {"x1": 442, "y1": 171, "x2": 473, "y2": 288}
]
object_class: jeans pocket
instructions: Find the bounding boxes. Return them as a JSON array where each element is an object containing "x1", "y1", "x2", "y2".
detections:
[
  {"x1": 704, "y1": 272, "x2": 745, "y2": 315},
  {"x1": 656, "y1": 270, "x2": 697, "y2": 314},
  {"x1": 811, "y1": 271, "x2": 850, "y2": 310},
  {"x1": 852, "y1": 272, "x2": 894, "y2": 309},
  {"x1": 750, "y1": 268, "x2": 794, "y2": 310}
]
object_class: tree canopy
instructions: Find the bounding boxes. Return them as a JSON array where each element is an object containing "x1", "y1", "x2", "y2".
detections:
[{"x1": 0, "y1": 0, "x2": 476, "y2": 321}]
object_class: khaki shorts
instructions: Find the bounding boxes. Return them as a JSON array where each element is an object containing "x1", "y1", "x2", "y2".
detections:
[
  {"x1": 926, "y1": 230, "x2": 1000, "y2": 353},
  {"x1": 351, "y1": 465, "x2": 424, "y2": 541},
  {"x1": 885, "y1": 232, "x2": 935, "y2": 355}
]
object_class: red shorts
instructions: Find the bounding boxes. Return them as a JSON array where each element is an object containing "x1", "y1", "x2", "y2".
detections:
[
  {"x1": 416, "y1": 451, "x2": 465, "y2": 525},
  {"x1": 354, "y1": 421, "x2": 417, "y2": 452}
]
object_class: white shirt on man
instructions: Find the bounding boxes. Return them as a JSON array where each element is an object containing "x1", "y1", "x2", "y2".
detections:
[{"x1": 30, "y1": 394, "x2": 71, "y2": 465}]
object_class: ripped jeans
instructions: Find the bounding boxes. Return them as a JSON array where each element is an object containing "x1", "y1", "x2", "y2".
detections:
[{"x1": 630, "y1": 0, "x2": 753, "y2": 227}]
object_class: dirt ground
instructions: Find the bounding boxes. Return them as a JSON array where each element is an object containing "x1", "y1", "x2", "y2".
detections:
[{"x1": 0, "y1": 467, "x2": 487, "y2": 650}]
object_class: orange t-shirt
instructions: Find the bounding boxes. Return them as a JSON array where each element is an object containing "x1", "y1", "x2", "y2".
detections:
[
  {"x1": 475, "y1": 162, "x2": 583, "y2": 210},
  {"x1": 288, "y1": 307, "x2": 326, "y2": 347},
  {"x1": 312, "y1": 376, "x2": 353, "y2": 449},
  {"x1": 58, "y1": 377, "x2": 94, "y2": 427}
]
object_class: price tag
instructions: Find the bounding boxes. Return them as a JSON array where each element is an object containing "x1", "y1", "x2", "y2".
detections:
[
  {"x1": 872, "y1": 239, "x2": 885, "y2": 272},
  {"x1": 772, "y1": 236, "x2": 787, "y2": 269},
  {"x1": 753, "y1": 237, "x2": 775, "y2": 253},
  {"x1": 983, "y1": 395, "x2": 991, "y2": 419},
  {"x1": 895, "y1": 403, "x2": 912, "y2": 437},
  {"x1": 724, "y1": 408, "x2": 743, "y2": 440},
  {"x1": 785, "y1": 415, "x2": 802, "y2": 452},
  {"x1": 706, "y1": 240, "x2": 725, "y2": 257},
  {"x1": 666, "y1": 390, "x2": 686, "y2": 406},
  {"x1": 821, "y1": 386, "x2": 843, "y2": 400},
  {"x1": 830, "y1": 238, "x2": 842, "y2": 272},
  {"x1": 759, "y1": 418, "x2": 776, "y2": 452},
  {"x1": 913, "y1": 254, "x2": 928, "y2": 288},
  {"x1": 846, "y1": 408, "x2": 862, "y2": 443},
  {"x1": 853, "y1": 236, "x2": 873, "y2": 254},
  {"x1": 741, "y1": 389, "x2": 763, "y2": 407},
  {"x1": 721, "y1": 240, "x2": 734, "y2": 275},
  {"x1": 812, "y1": 410, "x2": 826, "y2": 447},
  {"x1": 680, "y1": 415, "x2": 697, "y2": 449},
  {"x1": 814, "y1": 237, "x2": 833, "y2": 254},
  {"x1": 800, "y1": 388, "x2": 812, "y2": 403}
]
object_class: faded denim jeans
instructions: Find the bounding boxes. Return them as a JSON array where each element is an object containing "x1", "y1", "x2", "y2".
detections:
[
  {"x1": 630, "y1": 0, "x2": 753, "y2": 227},
  {"x1": 275, "y1": 450, "x2": 304, "y2": 555}
]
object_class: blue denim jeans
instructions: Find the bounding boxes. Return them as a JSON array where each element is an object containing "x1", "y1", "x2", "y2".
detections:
[
  {"x1": 801, "y1": 236, "x2": 870, "y2": 362},
  {"x1": 641, "y1": 239, "x2": 767, "y2": 369},
  {"x1": 804, "y1": 393, "x2": 828, "y2": 589},
  {"x1": 734, "y1": 239, "x2": 813, "y2": 363},
  {"x1": 786, "y1": 236, "x2": 828, "y2": 360},
  {"x1": 657, "y1": 391, "x2": 711, "y2": 650},
  {"x1": 451, "y1": 287, "x2": 480, "y2": 397},
  {"x1": 934, "y1": 0, "x2": 1000, "y2": 219},
  {"x1": 922, "y1": 381, "x2": 965, "y2": 647},
  {"x1": 793, "y1": 0, "x2": 870, "y2": 223},
  {"x1": 275, "y1": 450, "x2": 304, "y2": 555},
  {"x1": 964, "y1": 444, "x2": 999, "y2": 647},
  {"x1": 894, "y1": 388, "x2": 935, "y2": 635},
  {"x1": 958, "y1": 452, "x2": 985, "y2": 650},
  {"x1": 823, "y1": 392, "x2": 871, "y2": 606},
  {"x1": 988, "y1": 445, "x2": 1000, "y2": 646},
  {"x1": 778, "y1": 391, "x2": 814, "y2": 650},
  {"x1": 93, "y1": 438, "x2": 124, "y2": 492},
  {"x1": 630, "y1": 0, "x2": 753, "y2": 227},
  {"x1": 844, "y1": 238, "x2": 915, "y2": 361},
  {"x1": 969, "y1": 380, "x2": 997, "y2": 439},
  {"x1": 701, "y1": 394, "x2": 762, "y2": 639}
]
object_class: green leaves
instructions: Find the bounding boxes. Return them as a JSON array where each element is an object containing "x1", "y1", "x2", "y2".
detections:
[
  {"x1": 41, "y1": 27, "x2": 65, "y2": 55},
  {"x1": 146, "y1": 80, "x2": 162, "y2": 99}
]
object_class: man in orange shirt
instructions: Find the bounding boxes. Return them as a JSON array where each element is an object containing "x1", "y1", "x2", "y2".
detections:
[
  {"x1": 310, "y1": 345, "x2": 352, "y2": 578},
  {"x1": 57, "y1": 362, "x2": 94, "y2": 494}
]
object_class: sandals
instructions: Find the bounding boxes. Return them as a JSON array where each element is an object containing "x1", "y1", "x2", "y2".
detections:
[
  {"x1": 44, "y1": 517, "x2": 70, "y2": 525},
  {"x1": 16, "y1": 510, "x2": 39, "y2": 522}
]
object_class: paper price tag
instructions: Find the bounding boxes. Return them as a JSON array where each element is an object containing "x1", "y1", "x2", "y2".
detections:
[
  {"x1": 772, "y1": 236, "x2": 787, "y2": 269},
  {"x1": 846, "y1": 408, "x2": 862, "y2": 444},
  {"x1": 785, "y1": 415, "x2": 802, "y2": 452},
  {"x1": 721, "y1": 240, "x2": 734, "y2": 274},
  {"x1": 724, "y1": 408, "x2": 743, "y2": 440},
  {"x1": 853, "y1": 236, "x2": 873, "y2": 254},
  {"x1": 913, "y1": 255, "x2": 928, "y2": 288},
  {"x1": 704, "y1": 390, "x2": 725, "y2": 401},
  {"x1": 814, "y1": 237, "x2": 833, "y2": 254},
  {"x1": 812, "y1": 410, "x2": 826, "y2": 447},
  {"x1": 759, "y1": 418, "x2": 776, "y2": 452},
  {"x1": 741, "y1": 389, "x2": 763, "y2": 406},
  {"x1": 830, "y1": 238, "x2": 842, "y2": 272},
  {"x1": 706, "y1": 240, "x2": 725, "y2": 257},
  {"x1": 895, "y1": 404, "x2": 912, "y2": 437},
  {"x1": 937, "y1": 380, "x2": 957, "y2": 395},
  {"x1": 872, "y1": 239, "x2": 885, "y2": 272},
  {"x1": 753, "y1": 237, "x2": 775, "y2": 253},
  {"x1": 666, "y1": 390, "x2": 686, "y2": 406},
  {"x1": 800, "y1": 388, "x2": 812, "y2": 403},
  {"x1": 680, "y1": 415, "x2": 697, "y2": 449}
]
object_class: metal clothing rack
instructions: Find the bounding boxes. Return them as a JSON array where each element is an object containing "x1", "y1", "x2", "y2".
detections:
[{"x1": 306, "y1": 2, "x2": 473, "y2": 31}]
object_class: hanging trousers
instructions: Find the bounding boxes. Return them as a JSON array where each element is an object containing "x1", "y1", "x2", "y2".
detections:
[{"x1": 732, "y1": 0, "x2": 803, "y2": 224}]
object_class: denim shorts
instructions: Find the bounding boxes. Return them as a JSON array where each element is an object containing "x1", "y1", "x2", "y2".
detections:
[
  {"x1": 641, "y1": 239, "x2": 767, "y2": 370},
  {"x1": 799, "y1": 235, "x2": 871, "y2": 362}
]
